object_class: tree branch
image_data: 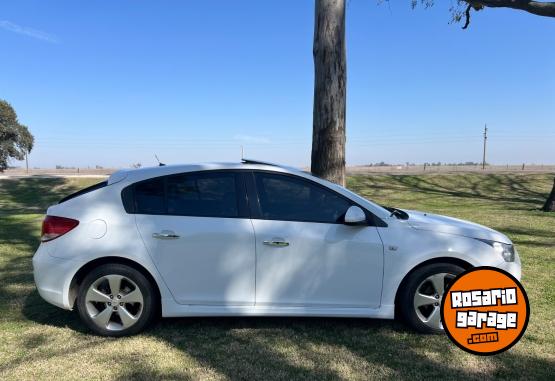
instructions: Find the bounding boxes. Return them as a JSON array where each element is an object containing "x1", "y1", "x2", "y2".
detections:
[
  {"x1": 467, "y1": 0, "x2": 555, "y2": 18},
  {"x1": 462, "y1": 4, "x2": 472, "y2": 28}
]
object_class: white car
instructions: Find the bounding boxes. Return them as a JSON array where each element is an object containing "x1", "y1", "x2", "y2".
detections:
[{"x1": 33, "y1": 160, "x2": 521, "y2": 336}]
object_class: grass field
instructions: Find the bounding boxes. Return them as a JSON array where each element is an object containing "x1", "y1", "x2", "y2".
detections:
[{"x1": 0, "y1": 174, "x2": 554, "y2": 380}]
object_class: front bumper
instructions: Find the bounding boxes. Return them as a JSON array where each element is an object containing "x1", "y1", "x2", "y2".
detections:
[{"x1": 32, "y1": 244, "x2": 79, "y2": 310}]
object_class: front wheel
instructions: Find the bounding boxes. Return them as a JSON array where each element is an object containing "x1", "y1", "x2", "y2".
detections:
[
  {"x1": 76, "y1": 263, "x2": 158, "y2": 336},
  {"x1": 398, "y1": 263, "x2": 465, "y2": 334}
]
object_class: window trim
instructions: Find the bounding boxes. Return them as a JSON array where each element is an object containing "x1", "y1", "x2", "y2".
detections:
[
  {"x1": 247, "y1": 170, "x2": 386, "y2": 227},
  {"x1": 121, "y1": 168, "x2": 387, "y2": 226},
  {"x1": 121, "y1": 170, "x2": 249, "y2": 219}
]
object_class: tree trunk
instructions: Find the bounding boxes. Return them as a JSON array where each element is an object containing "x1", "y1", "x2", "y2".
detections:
[
  {"x1": 542, "y1": 177, "x2": 555, "y2": 212},
  {"x1": 311, "y1": 0, "x2": 346, "y2": 186}
]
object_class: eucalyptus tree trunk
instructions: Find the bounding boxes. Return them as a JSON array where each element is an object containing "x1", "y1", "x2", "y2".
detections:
[
  {"x1": 311, "y1": 0, "x2": 346, "y2": 186},
  {"x1": 542, "y1": 177, "x2": 555, "y2": 212}
]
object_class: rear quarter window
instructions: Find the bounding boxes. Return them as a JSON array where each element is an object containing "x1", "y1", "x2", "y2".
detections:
[{"x1": 134, "y1": 178, "x2": 165, "y2": 214}]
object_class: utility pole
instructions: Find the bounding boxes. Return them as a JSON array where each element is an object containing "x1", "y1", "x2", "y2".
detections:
[
  {"x1": 25, "y1": 150, "x2": 29, "y2": 174},
  {"x1": 482, "y1": 124, "x2": 487, "y2": 170},
  {"x1": 241, "y1": 145, "x2": 244, "y2": 160}
]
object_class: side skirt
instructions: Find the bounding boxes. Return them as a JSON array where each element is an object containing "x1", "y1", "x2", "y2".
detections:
[{"x1": 161, "y1": 300, "x2": 395, "y2": 320}]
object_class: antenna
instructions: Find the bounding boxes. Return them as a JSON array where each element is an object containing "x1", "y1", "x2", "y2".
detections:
[{"x1": 154, "y1": 154, "x2": 166, "y2": 166}]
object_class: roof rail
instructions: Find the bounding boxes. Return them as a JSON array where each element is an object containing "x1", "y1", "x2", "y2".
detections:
[
  {"x1": 241, "y1": 158, "x2": 307, "y2": 175},
  {"x1": 241, "y1": 158, "x2": 281, "y2": 167}
]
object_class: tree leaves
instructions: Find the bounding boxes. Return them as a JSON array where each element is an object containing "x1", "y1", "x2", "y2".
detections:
[{"x1": 0, "y1": 100, "x2": 34, "y2": 171}]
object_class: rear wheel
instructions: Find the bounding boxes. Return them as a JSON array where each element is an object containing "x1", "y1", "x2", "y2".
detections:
[
  {"x1": 399, "y1": 263, "x2": 465, "y2": 334},
  {"x1": 76, "y1": 263, "x2": 157, "y2": 336}
]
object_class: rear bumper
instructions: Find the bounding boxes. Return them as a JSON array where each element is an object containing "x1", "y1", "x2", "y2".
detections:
[{"x1": 32, "y1": 244, "x2": 78, "y2": 310}]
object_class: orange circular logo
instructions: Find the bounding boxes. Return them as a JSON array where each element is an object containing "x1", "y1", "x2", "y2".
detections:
[{"x1": 441, "y1": 267, "x2": 529, "y2": 355}]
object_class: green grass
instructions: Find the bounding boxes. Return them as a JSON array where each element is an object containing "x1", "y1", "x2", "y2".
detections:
[{"x1": 0, "y1": 174, "x2": 554, "y2": 380}]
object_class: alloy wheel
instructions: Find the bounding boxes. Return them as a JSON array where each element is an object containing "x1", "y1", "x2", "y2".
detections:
[
  {"x1": 84, "y1": 274, "x2": 144, "y2": 331},
  {"x1": 413, "y1": 272, "x2": 456, "y2": 330}
]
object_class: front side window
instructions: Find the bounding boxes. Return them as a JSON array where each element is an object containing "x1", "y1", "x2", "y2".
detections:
[
  {"x1": 132, "y1": 172, "x2": 240, "y2": 218},
  {"x1": 254, "y1": 172, "x2": 351, "y2": 223}
]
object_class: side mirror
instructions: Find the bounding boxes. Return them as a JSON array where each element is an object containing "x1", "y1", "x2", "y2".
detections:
[{"x1": 344, "y1": 206, "x2": 367, "y2": 225}]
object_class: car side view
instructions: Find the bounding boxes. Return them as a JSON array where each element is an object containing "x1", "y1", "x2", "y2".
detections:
[{"x1": 33, "y1": 159, "x2": 521, "y2": 336}]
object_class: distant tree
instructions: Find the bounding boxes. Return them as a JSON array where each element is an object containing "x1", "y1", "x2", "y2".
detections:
[{"x1": 0, "y1": 100, "x2": 34, "y2": 172}]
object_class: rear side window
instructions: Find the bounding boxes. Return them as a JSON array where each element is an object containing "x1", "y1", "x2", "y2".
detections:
[
  {"x1": 254, "y1": 172, "x2": 351, "y2": 223},
  {"x1": 129, "y1": 171, "x2": 243, "y2": 218},
  {"x1": 166, "y1": 173, "x2": 238, "y2": 217}
]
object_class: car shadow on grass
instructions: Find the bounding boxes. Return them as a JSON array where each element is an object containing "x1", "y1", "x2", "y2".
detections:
[
  {"x1": 0, "y1": 177, "x2": 69, "y2": 216},
  {"x1": 21, "y1": 294, "x2": 554, "y2": 381},
  {"x1": 21, "y1": 290, "x2": 88, "y2": 334}
]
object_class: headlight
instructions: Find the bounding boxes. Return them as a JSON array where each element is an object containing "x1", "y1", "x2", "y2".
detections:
[{"x1": 476, "y1": 239, "x2": 515, "y2": 262}]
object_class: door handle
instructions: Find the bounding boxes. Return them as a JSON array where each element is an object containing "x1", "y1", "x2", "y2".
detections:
[
  {"x1": 263, "y1": 240, "x2": 289, "y2": 247},
  {"x1": 153, "y1": 231, "x2": 180, "y2": 239}
]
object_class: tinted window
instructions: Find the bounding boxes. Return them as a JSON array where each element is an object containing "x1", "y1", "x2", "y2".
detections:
[
  {"x1": 166, "y1": 173, "x2": 238, "y2": 217},
  {"x1": 254, "y1": 173, "x2": 351, "y2": 223},
  {"x1": 135, "y1": 178, "x2": 165, "y2": 214}
]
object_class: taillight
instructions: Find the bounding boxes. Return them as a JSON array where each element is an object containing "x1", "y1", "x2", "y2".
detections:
[{"x1": 41, "y1": 215, "x2": 79, "y2": 242}]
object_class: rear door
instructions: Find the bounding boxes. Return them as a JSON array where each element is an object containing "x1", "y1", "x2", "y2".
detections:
[{"x1": 133, "y1": 171, "x2": 255, "y2": 306}]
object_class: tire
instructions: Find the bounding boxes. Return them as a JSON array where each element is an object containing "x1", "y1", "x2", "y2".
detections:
[
  {"x1": 76, "y1": 263, "x2": 158, "y2": 337},
  {"x1": 398, "y1": 263, "x2": 465, "y2": 334}
]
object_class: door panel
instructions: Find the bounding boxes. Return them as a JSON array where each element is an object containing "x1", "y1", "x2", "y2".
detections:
[
  {"x1": 253, "y1": 220, "x2": 383, "y2": 307},
  {"x1": 136, "y1": 215, "x2": 255, "y2": 305},
  {"x1": 249, "y1": 172, "x2": 384, "y2": 308},
  {"x1": 132, "y1": 170, "x2": 255, "y2": 306}
]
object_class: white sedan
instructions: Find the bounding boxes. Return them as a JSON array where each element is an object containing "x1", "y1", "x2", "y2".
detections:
[{"x1": 33, "y1": 160, "x2": 521, "y2": 336}]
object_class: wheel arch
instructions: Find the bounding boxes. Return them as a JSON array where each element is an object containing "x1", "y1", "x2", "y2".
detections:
[
  {"x1": 393, "y1": 256, "x2": 473, "y2": 318},
  {"x1": 69, "y1": 256, "x2": 162, "y2": 310}
]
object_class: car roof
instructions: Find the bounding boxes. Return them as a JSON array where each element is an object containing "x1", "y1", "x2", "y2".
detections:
[{"x1": 107, "y1": 161, "x2": 307, "y2": 185}]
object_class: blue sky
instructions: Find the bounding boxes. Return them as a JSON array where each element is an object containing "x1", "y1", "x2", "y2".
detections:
[{"x1": 1, "y1": 0, "x2": 554, "y2": 168}]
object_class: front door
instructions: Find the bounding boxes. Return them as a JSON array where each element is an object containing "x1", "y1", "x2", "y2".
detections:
[{"x1": 250, "y1": 172, "x2": 384, "y2": 308}]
